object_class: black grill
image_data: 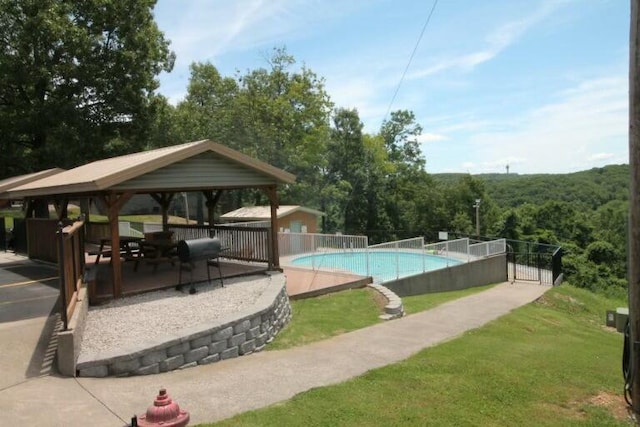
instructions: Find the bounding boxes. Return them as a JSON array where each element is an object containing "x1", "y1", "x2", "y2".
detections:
[{"x1": 176, "y1": 237, "x2": 224, "y2": 293}]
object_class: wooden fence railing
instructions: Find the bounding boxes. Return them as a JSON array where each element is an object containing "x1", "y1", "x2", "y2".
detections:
[
  {"x1": 57, "y1": 221, "x2": 85, "y2": 330},
  {"x1": 85, "y1": 221, "x2": 112, "y2": 243},
  {"x1": 27, "y1": 218, "x2": 60, "y2": 262},
  {"x1": 167, "y1": 224, "x2": 271, "y2": 265}
]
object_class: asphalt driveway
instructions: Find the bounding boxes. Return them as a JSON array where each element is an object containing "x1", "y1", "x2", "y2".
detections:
[
  {"x1": 0, "y1": 255, "x2": 62, "y2": 392},
  {"x1": 0, "y1": 262, "x2": 60, "y2": 323}
]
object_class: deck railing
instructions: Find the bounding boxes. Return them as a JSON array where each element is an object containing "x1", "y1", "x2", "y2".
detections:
[
  {"x1": 57, "y1": 220, "x2": 85, "y2": 330},
  {"x1": 166, "y1": 224, "x2": 271, "y2": 264},
  {"x1": 86, "y1": 221, "x2": 143, "y2": 243}
]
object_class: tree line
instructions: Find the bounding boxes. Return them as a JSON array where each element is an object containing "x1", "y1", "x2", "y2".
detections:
[{"x1": 449, "y1": 165, "x2": 629, "y2": 295}]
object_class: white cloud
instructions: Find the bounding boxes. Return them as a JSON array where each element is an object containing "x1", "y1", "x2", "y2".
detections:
[
  {"x1": 589, "y1": 152, "x2": 616, "y2": 162},
  {"x1": 461, "y1": 75, "x2": 628, "y2": 174},
  {"x1": 155, "y1": 0, "x2": 371, "y2": 103},
  {"x1": 159, "y1": 1, "x2": 300, "y2": 65},
  {"x1": 316, "y1": 0, "x2": 577, "y2": 133},
  {"x1": 417, "y1": 133, "x2": 448, "y2": 143},
  {"x1": 408, "y1": 0, "x2": 569, "y2": 80}
]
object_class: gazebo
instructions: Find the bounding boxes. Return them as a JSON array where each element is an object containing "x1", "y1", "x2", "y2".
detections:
[{"x1": 2, "y1": 140, "x2": 295, "y2": 301}]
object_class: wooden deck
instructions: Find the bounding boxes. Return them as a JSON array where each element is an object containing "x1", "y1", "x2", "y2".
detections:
[
  {"x1": 86, "y1": 254, "x2": 268, "y2": 303},
  {"x1": 85, "y1": 253, "x2": 372, "y2": 303}
]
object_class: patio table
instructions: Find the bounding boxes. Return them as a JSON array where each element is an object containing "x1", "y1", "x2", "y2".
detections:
[
  {"x1": 133, "y1": 239, "x2": 178, "y2": 272},
  {"x1": 95, "y1": 236, "x2": 143, "y2": 264}
]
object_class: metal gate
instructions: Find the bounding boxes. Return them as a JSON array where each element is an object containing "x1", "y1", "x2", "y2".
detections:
[
  {"x1": 507, "y1": 251, "x2": 552, "y2": 284},
  {"x1": 506, "y1": 241, "x2": 562, "y2": 286}
]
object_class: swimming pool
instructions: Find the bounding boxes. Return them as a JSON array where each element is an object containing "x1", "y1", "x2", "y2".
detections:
[{"x1": 290, "y1": 250, "x2": 462, "y2": 283}]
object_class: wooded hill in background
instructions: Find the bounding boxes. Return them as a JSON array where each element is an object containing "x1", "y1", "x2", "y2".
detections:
[
  {"x1": 434, "y1": 164, "x2": 629, "y2": 209},
  {"x1": 433, "y1": 164, "x2": 629, "y2": 296}
]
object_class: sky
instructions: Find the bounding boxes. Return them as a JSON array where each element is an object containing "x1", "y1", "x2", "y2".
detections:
[{"x1": 153, "y1": 0, "x2": 629, "y2": 175}]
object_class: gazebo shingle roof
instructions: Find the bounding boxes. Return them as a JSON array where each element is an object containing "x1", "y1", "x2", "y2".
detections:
[{"x1": 4, "y1": 140, "x2": 295, "y2": 199}]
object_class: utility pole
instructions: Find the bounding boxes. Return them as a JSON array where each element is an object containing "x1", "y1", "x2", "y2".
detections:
[
  {"x1": 628, "y1": 0, "x2": 640, "y2": 415},
  {"x1": 473, "y1": 199, "x2": 481, "y2": 236}
]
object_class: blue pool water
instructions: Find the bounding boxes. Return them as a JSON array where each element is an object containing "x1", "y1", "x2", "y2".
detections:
[{"x1": 291, "y1": 250, "x2": 462, "y2": 283}]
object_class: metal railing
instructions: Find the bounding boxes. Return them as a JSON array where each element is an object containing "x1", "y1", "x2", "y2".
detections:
[
  {"x1": 424, "y1": 238, "x2": 471, "y2": 263},
  {"x1": 469, "y1": 239, "x2": 506, "y2": 259},
  {"x1": 278, "y1": 232, "x2": 368, "y2": 257},
  {"x1": 369, "y1": 237, "x2": 424, "y2": 251}
]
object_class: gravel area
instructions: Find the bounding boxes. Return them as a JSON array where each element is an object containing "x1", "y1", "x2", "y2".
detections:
[{"x1": 79, "y1": 275, "x2": 273, "y2": 357}]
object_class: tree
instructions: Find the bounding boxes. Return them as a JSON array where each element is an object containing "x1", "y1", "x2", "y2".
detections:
[
  {"x1": 493, "y1": 209, "x2": 520, "y2": 241},
  {"x1": 0, "y1": 0, "x2": 174, "y2": 177},
  {"x1": 325, "y1": 108, "x2": 369, "y2": 234},
  {"x1": 379, "y1": 110, "x2": 425, "y2": 171},
  {"x1": 450, "y1": 212, "x2": 474, "y2": 235},
  {"x1": 442, "y1": 175, "x2": 499, "y2": 236},
  {"x1": 170, "y1": 62, "x2": 240, "y2": 147},
  {"x1": 147, "y1": 94, "x2": 178, "y2": 148},
  {"x1": 586, "y1": 241, "x2": 617, "y2": 265},
  {"x1": 233, "y1": 48, "x2": 333, "y2": 205}
]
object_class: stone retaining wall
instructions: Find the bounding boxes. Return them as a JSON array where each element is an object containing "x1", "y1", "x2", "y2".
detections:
[
  {"x1": 368, "y1": 284, "x2": 404, "y2": 320},
  {"x1": 77, "y1": 281, "x2": 291, "y2": 377}
]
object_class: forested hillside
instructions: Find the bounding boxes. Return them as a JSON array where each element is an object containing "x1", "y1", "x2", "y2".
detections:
[
  {"x1": 434, "y1": 164, "x2": 629, "y2": 209},
  {"x1": 433, "y1": 165, "x2": 630, "y2": 295}
]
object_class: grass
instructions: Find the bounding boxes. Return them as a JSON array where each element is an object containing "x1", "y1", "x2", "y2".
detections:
[
  {"x1": 201, "y1": 285, "x2": 631, "y2": 426},
  {"x1": 268, "y1": 285, "x2": 495, "y2": 351},
  {"x1": 402, "y1": 283, "x2": 496, "y2": 314},
  {"x1": 268, "y1": 288, "x2": 381, "y2": 350}
]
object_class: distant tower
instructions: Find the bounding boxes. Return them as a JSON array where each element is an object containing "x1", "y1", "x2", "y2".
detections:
[{"x1": 506, "y1": 164, "x2": 510, "y2": 174}]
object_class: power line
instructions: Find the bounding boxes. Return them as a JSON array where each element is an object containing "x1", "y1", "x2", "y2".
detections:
[{"x1": 382, "y1": 0, "x2": 439, "y2": 126}]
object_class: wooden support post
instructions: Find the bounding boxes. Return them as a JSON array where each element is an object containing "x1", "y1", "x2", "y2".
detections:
[
  {"x1": 263, "y1": 186, "x2": 280, "y2": 270},
  {"x1": 629, "y1": 0, "x2": 640, "y2": 414},
  {"x1": 101, "y1": 192, "x2": 134, "y2": 298}
]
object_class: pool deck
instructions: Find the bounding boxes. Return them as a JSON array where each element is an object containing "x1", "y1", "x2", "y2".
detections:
[{"x1": 282, "y1": 266, "x2": 372, "y2": 299}]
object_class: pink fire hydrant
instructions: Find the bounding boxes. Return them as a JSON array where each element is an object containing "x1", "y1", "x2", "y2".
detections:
[{"x1": 133, "y1": 388, "x2": 190, "y2": 427}]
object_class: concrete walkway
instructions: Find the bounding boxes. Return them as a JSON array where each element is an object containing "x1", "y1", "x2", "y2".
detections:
[{"x1": 0, "y1": 271, "x2": 549, "y2": 426}]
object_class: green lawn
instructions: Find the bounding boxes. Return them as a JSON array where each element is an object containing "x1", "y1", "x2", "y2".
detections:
[
  {"x1": 268, "y1": 285, "x2": 494, "y2": 351},
  {"x1": 268, "y1": 288, "x2": 381, "y2": 350},
  {"x1": 202, "y1": 285, "x2": 630, "y2": 426},
  {"x1": 402, "y1": 283, "x2": 496, "y2": 314}
]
